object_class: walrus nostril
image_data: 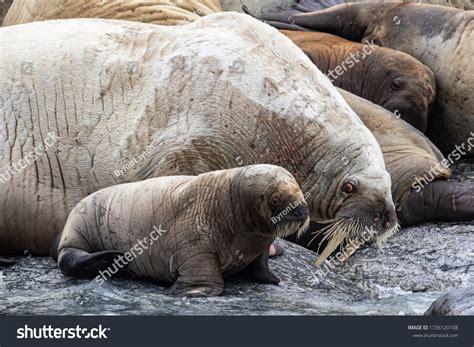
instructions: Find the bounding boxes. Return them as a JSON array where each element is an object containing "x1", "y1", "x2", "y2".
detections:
[{"x1": 375, "y1": 204, "x2": 395, "y2": 229}]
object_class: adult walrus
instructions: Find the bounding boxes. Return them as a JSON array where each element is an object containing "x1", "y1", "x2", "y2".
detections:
[
  {"x1": 2, "y1": 0, "x2": 221, "y2": 26},
  {"x1": 58, "y1": 165, "x2": 310, "y2": 296},
  {"x1": 256, "y1": 1, "x2": 474, "y2": 157},
  {"x1": 0, "y1": 14, "x2": 397, "y2": 260},
  {"x1": 292, "y1": 88, "x2": 474, "y2": 259},
  {"x1": 279, "y1": 30, "x2": 435, "y2": 132}
]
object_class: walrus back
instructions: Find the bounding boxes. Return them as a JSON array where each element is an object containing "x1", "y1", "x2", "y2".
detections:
[{"x1": 2, "y1": 0, "x2": 222, "y2": 26}]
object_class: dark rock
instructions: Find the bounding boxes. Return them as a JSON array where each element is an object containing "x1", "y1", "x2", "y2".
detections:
[{"x1": 425, "y1": 287, "x2": 474, "y2": 315}]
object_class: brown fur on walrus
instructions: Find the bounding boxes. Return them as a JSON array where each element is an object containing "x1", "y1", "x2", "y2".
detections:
[{"x1": 2, "y1": 0, "x2": 221, "y2": 26}]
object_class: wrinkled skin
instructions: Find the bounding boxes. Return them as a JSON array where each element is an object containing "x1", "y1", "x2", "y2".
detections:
[
  {"x1": 255, "y1": 2, "x2": 474, "y2": 157},
  {"x1": 290, "y1": 89, "x2": 474, "y2": 253},
  {"x1": 2, "y1": 0, "x2": 221, "y2": 26},
  {"x1": 0, "y1": 14, "x2": 395, "y2": 257},
  {"x1": 338, "y1": 89, "x2": 473, "y2": 227},
  {"x1": 57, "y1": 165, "x2": 310, "y2": 297},
  {"x1": 281, "y1": 30, "x2": 436, "y2": 132}
]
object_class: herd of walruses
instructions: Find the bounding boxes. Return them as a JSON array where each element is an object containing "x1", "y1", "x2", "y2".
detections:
[{"x1": 0, "y1": 0, "x2": 472, "y2": 296}]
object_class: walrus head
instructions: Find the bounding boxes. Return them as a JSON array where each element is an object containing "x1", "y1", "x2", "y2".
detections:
[
  {"x1": 367, "y1": 51, "x2": 436, "y2": 132},
  {"x1": 302, "y1": 136, "x2": 399, "y2": 266},
  {"x1": 236, "y1": 165, "x2": 310, "y2": 239}
]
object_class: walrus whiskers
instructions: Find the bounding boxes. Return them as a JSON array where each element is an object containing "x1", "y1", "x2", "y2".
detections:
[
  {"x1": 313, "y1": 217, "x2": 395, "y2": 266},
  {"x1": 307, "y1": 218, "x2": 345, "y2": 248},
  {"x1": 375, "y1": 220, "x2": 401, "y2": 249},
  {"x1": 275, "y1": 218, "x2": 310, "y2": 239}
]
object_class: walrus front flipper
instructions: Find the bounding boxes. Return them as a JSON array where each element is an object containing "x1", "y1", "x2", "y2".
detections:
[
  {"x1": 269, "y1": 242, "x2": 284, "y2": 257},
  {"x1": 241, "y1": 249, "x2": 280, "y2": 285},
  {"x1": 169, "y1": 253, "x2": 224, "y2": 297},
  {"x1": 58, "y1": 247, "x2": 124, "y2": 279},
  {"x1": 398, "y1": 180, "x2": 474, "y2": 226}
]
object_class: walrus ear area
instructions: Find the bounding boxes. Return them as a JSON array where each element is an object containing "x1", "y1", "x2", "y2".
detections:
[{"x1": 58, "y1": 247, "x2": 124, "y2": 279}]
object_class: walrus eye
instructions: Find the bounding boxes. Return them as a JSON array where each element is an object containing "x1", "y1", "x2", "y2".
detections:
[
  {"x1": 391, "y1": 79, "x2": 401, "y2": 91},
  {"x1": 342, "y1": 181, "x2": 356, "y2": 195},
  {"x1": 270, "y1": 197, "x2": 281, "y2": 208}
]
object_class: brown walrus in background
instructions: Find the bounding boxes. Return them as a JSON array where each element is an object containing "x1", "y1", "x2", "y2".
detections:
[
  {"x1": 2, "y1": 0, "x2": 221, "y2": 26},
  {"x1": 290, "y1": 88, "x2": 474, "y2": 257},
  {"x1": 57, "y1": 165, "x2": 310, "y2": 297},
  {"x1": 280, "y1": 30, "x2": 436, "y2": 132},
  {"x1": 252, "y1": 1, "x2": 474, "y2": 157}
]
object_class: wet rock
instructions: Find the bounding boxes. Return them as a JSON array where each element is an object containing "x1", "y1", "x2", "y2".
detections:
[
  {"x1": 0, "y1": 161, "x2": 472, "y2": 315},
  {"x1": 425, "y1": 287, "x2": 474, "y2": 315},
  {"x1": 1, "y1": 221, "x2": 472, "y2": 315}
]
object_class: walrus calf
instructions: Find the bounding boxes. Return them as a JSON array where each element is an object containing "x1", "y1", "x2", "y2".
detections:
[
  {"x1": 279, "y1": 30, "x2": 436, "y2": 132},
  {"x1": 256, "y1": 1, "x2": 474, "y2": 156},
  {"x1": 2, "y1": 0, "x2": 221, "y2": 26},
  {"x1": 58, "y1": 165, "x2": 310, "y2": 297},
  {"x1": 0, "y1": 13, "x2": 396, "y2": 261}
]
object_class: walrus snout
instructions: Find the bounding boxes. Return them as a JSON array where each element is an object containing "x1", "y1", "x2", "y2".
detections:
[
  {"x1": 384, "y1": 98, "x2": 429, "y2": 132},
  {"x1": 373, "y1": 200, "x2": 397, "y2": 232}
]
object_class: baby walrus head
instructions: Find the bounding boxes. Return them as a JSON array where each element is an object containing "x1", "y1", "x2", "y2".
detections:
[{"x1": 232, "y1": 164, "x2": 310, "y2": 240}]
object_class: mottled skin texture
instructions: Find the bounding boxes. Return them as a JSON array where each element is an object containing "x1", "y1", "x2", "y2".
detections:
[
  {"x1": 257, "y1": 2, "x2": 474, "y2": 157},
  {"x1": 0, "y1": 14, "x2": 395, "y2": 256},
  {"x1": 291, "y1": 89, "x2": 474, "y2": 253},
  {"x1": 281, "y1": 30, "x2": 436, "y2": 131},
  {"x1": 3, "y1": 0, "x2": 221, "y2": 26},
  {"x1": 58, "y1": 165, "x2": 310, "y2": 296}
]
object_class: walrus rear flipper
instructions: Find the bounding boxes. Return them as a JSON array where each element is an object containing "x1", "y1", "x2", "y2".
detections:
[
  {"x1": 290, "y1": 3, "x2": 376, "y2": 42},
  {"x1": 0, "y1": 257, "x2": 16, "y2": 267},
  {"x1": 293, "y1": 0, "x2": 345, "y2": 12},
  {"x1": 242, "y1": 4, "x2": 312, "y2": 31},
  {"x1": 58, "y1": 248, "x2": 124, "y2": 279},
  {"x1": 241, "y1": 249, "x2": 280, "y2": 285},
  {"x1": 398, "y1": 180, "x2": 474, "y2": 226}
]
